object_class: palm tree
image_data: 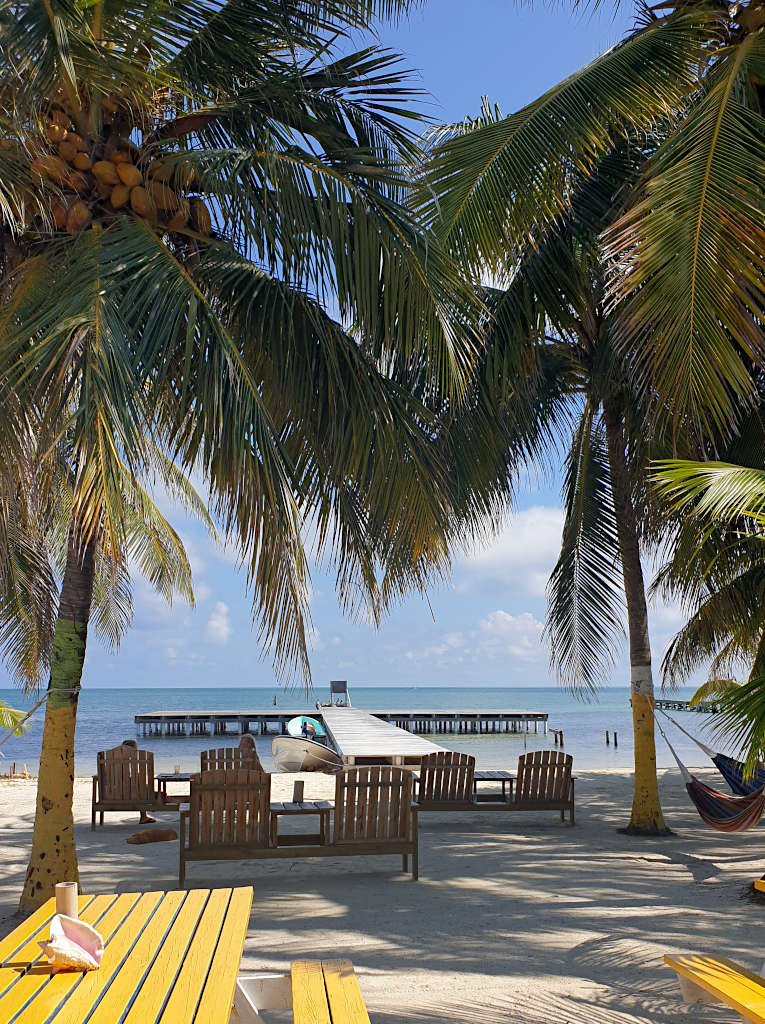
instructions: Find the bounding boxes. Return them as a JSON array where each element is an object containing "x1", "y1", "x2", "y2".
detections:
[
  {"x1": 0, "y1": 0, "x2": 480, "y2": 909},
  {"x1": 418, "y1": 2, "x2": 764, "y2": 437},
  {"x1": 420, "y1": 106, "x2": 671, "y2": 832},
  {"x1": 653, "y1": 455, "x2": 765, "y2": 769}
]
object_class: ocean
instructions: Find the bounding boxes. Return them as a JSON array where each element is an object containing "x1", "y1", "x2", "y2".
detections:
[{"x1": 0, "y1": 685, "x2": 730, "y2": 778}]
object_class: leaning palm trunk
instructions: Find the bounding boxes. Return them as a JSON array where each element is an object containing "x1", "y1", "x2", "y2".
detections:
[
  {"x1": 604, "y1": 403, "x2": 668, "y2": 834},
  {"x1": 20, "y1": 527, "x2": 96, "y2": 911}
]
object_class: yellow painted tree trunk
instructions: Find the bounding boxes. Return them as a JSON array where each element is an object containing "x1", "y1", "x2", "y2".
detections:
[
  {"x1": 19, "y1": 528, "x2": 95, "y2": 912},
  {"x1": 603, "y1": 401, "x2": 669, "y2": 835}
]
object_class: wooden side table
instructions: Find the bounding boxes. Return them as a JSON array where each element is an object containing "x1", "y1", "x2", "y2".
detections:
[
  {"x1": 155, "y1": 772, "x2": 193, "y2": 806},
  {"x1": 270, "y1": 801, "x2": 333, "y2": 847}
]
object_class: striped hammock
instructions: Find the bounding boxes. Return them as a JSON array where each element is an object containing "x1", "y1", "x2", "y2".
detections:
[
  {"x1": 656, "y1": 714, "x2": 765, "y2": 832},
  {"x1": 686, "y1": 777, "x2": 765, "y2": 833},
  {"x1": 659, "y1": 710, "x2": 765, "y2": 796}
]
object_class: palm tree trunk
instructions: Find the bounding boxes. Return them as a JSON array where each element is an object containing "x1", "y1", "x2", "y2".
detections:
[
  {"x1": 603, "y1": 401, "x2": 670, "y2": 835},
  {"x1": 19, "y1": 524, "x2": 96, "y2": 912}
]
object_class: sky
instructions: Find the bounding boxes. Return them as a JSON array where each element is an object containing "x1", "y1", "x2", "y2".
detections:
[{"x1": 6, "y1": 1, "x2": 694, "y2": 693}]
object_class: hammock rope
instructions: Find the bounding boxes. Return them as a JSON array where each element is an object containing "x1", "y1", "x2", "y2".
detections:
[
  {"x1": 0, "y1": 688, "x2": 81, "y2": 757},
  {"x1": 655, "y1": 712, "x2": 765, "y2": 832},
  {"x1": 658, "y1": 708, "x2": 765, "y2": 797}
]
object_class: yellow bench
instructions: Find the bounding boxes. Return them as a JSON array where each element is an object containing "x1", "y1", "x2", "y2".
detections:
[
  {"x1": 665, "y1": 953, "x2": 765, "y2": 1022},
  {"x1": 233, "y1": 960, "x2": 371, "y2": 1023},
  {"x1": 0, "y1": 887, "x2": 253, "y2": 1023}
]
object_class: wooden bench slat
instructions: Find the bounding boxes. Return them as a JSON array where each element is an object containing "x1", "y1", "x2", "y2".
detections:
[
  {"x1": 13, "y1": 893, "x2": 144, "y2": 1024},
  {"x1": 322, "y1": 960, "x2": 370, "y2": 1024},
  {"x1": 193, "y1": 887, "x2": 253, "y2": 1024},
  {"x1": 157, "y1": 888, "x2": 231, "y2": 1023},
  {"x1": 0, "y1": 895, "x2": 115, "y2": 1023},
  {"x1": 34, "y1": 892, "x2": 165, "y2": 1024},
  {"x1": 86, "y1": 890, "x2": 189, "y2": 1024},
  {"x1": 292, "y1": 961, "x2": 331, "y2": 1024},
  {"x1": 665, "y1": 954, "x2": 765, "y2": 1023},
  {"x1": 122, "y1": 889, "x2": 210, "y2": 1024}
]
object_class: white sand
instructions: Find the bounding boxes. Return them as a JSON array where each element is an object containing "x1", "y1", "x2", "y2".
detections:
[{"x1": 0, "y1": 768, "x2": 758, "y2": 1023}]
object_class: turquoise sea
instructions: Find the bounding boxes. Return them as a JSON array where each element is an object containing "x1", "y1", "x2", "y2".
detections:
[{"x1": 0, "y1": 684, "x2": 728, "y2": 777}]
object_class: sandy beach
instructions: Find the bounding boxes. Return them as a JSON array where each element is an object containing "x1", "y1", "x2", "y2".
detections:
[{"x1": 0, "y1": 767, "x2": 757, "y2": 1023}]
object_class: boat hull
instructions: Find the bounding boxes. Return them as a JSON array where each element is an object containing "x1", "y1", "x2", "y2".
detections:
[{"x1": 271, "y1": 736, "x2": 343, "y2": 773}]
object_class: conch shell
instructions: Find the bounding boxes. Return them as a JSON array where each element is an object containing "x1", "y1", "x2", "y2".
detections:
[{"x1": 38, "y1": 915, "x2": 104, "y2": 972}]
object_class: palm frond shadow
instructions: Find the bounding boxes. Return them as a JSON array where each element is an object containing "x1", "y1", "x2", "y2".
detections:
[{"x1": 372, "y1": 991, "x2": 684, "y2": 1024}]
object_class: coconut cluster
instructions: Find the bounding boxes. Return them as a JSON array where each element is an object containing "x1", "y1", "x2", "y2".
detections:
[{"x1": 29, "y1": 106, "x2": 213, "y2": 236}]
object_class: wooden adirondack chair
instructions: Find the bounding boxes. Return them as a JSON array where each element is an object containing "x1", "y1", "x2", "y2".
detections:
[
  {"x1": 91, "y1": 745, "x2": 166, "y2": 828},
  {"x1": 416, "y1": 751, "x2": 477, "y2": 809},
  {"x1": 180, "y1": 769, "x2": 271, "y2": 885},
  {"x1": 333, "y1": 766, "x2": 418, "y2": 878},
  {"x1": 511, "y1": 750, "x2": 575, "y2": 824},
  {"x1": 200, "y1": 746, "x2": 263, "y2": 773}
]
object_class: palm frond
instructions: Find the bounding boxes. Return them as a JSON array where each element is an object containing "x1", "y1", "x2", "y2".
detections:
[
  {"x1": 606, "y1": 34, "x2": 765, "y2": 437},
  {"x1": 653, "y1": 460, "x2": 765, "y2": 526},
  {"x1": 417, "y1": 10, "x2": 709, "y2": 273},
  {"x1": 690, "y1": 676, "x2": 740, "y2": 706},
  {"x1": 545, "y1": 404, "x2": 626, "y2": 692}
]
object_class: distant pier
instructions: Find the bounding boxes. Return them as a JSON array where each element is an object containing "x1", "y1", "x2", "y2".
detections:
[
  {"x1": 654, "y1": 699, "x2": 718, "y2": 714},
  {"x1": 134, "y1": 707, "x2": 549, "y2": 739}
]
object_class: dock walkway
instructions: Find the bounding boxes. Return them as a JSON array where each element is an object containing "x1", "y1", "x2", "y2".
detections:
[{"x1": 320, "y1": 707, "x2": 443, "y2": 766}]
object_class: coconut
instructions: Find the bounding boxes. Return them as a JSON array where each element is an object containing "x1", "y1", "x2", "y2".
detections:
[
  {"x1": 93, "y1": 160, "x2": 120, "y2": 186},
  {"x1": 110, "y1": 184, "x2": 130, "y2": 209},
  {"x1": 66, "y1": 201, "x2": 91, "y2": 233},
  {"x1": 44, "y1": 123, "x2": 67, "y2": 144},
  {"x1": 94, "y1": 180, "x2": 113, "y2": 199},
  {"x1": 66, "y1": 132, "x2": 85, "y2": 151},
  {"x1": 30, "y1": 155, "x2": 70, "y2": 185},
  {"x1": 191, "y1": 198, "x2": 212, "y2": 234},
  {"x1": 148, "y1": 180, "x2": 179, "y2": 211},
  {"x1": 166, "y1": 198, "x2": 190, "y2": 230},
  {"x1": 72, "y1": 152, "x2": 92, "y2": 171},
  {"x1": 51, "y1": 202, "x2": 68, "y2": 230},
  {"x1": 147, "y1": 160, "x2": 172, "y2": 182},
  {"x1": 66, "y1": 170, "x2": 89, "y2": 192},
  {"x1": 110, "y1": 149, "x2": 131, "y2": 165},
  {"x1": 116, "y1": 163, "x2": 142, "y2": 188},
  {"x1": 50, "y1": 109, "x2": 71, "y2": 129},
  {"x1": 57, "y1": 138, "x2": 79, "y2": 163},
  {"x1": 130, "y1": 185, "x2": 155, "y2": 219},
  {"x1": 175, "y1": 159, "x2": 197, "y2": 188}
]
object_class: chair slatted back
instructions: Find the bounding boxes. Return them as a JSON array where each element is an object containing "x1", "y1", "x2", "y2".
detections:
[
  {"x1": 515, "y1": 751, "x2": 572, "y2": 802},
  {"x1": 98, "y1": 747, "x2": 155, "y2": 802},
  {"x1": 200, "y1": 746, "x2": 263, "y2": 773},
  {"x1": 418, "y1": 751, "x2": 475, "y2": 803},
  {"x1": 187, "y1": 769, "x2": 271, "y2": 850},
  {"x1": 333, "y1": 767, "x2": 412, "y2": 844}
]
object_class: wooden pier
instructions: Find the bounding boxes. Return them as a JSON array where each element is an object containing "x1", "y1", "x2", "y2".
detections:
[
  {"x1": 134, "y1": 707, "x2": 549, "y2": 739},
  {"x1": 321, "y1": 707, "x2": 443, "y2": 765},
  {"x1": 654, "y1": 699, "x2": 718, "y2": 714}
]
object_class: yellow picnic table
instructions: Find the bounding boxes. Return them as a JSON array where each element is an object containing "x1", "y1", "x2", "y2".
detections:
[{"x1": 0, "y1": 886, "x2": 253, "y2": 1024}]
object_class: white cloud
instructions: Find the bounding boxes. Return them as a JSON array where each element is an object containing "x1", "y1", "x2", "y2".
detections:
[
  {"x1": 477, "y1": 610, "x2": 545, "y2": 661},
  {"x1": 458, "y1": 506, "x2": 564, "y2": 596},
  {"x1": 307, "y1": 627, "x2": 324, "y2": 652},
  {"x1": 205, "y1": 601, "x2": 233, "y2": 645}
]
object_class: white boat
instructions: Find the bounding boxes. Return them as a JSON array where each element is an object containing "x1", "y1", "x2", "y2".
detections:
[{"x1": 271, "y1": 735, "x2": 343, "y2": 773}]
